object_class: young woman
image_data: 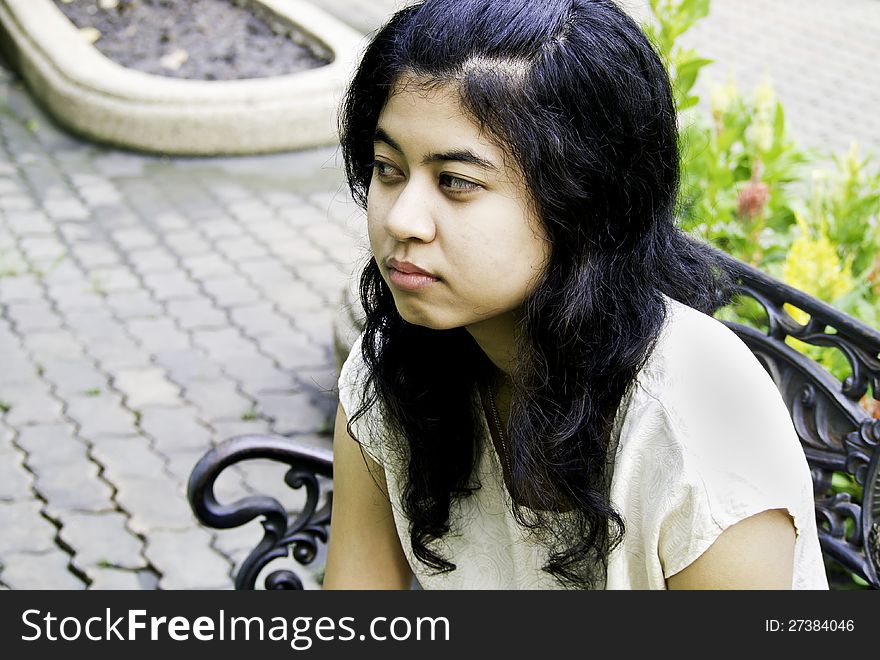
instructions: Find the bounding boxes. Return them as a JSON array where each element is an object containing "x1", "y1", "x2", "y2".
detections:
[{"x1": 323, "y1": 0, "x2": 828, "y2": 589}]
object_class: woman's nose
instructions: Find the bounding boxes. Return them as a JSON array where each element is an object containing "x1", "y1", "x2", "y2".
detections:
[{"x1": 382, "y1": 177, "x2": 437, "y2": 243}]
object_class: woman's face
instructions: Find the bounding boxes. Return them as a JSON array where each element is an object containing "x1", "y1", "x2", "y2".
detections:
[{"x1": 367, "y1": 74, "x2": 549, "y2": 334}]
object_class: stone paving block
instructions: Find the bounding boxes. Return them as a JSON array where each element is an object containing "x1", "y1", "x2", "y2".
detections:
[
  {"x1": 246, "y1": 217, "x2": 299, "y2": 244},
  {"x1": 267, "y1": 237, "x2": 327, "y2": 266},
  {"x1": 153, "y1": 211, "x2": 190, "y2": 231},
  {"x1": 235, "y1": 258, "x2": 291, "y2": 287},
  {"x1": 0, "y1": 352, "x2": 40, "y2": 388},
  {"x1": 164, "y1": 230, "x2": 212, "y2": 258},
  {"x1": 17, "y1": 423, "x2": 87, "y2": 471},
  {"x1": 0, "y1": 449, "x2": 35, "y2": 501},
  {"x1": 142, "y1": 270, "x2": 202, "y2": 301},
  {"x1": 114, "y1": 367, "x2": 183, "y2": 409},
  {"x1": 139, "y1": 406, "x2": 213, "y2": 453},
  {"x1": 165, "y1": 298, "x2": 228, "y2": 331},
  {"x1": 104, "y1": 290, "x2": 163, "y2": 319},
  {"x1": 20, "y1": 235, "x2": 67, "y2": 262},
  {"x1": 0, "y1": 249, "x2": 28, "y2": 276},
  {"x1": 145, "y1": 528, "x2": 233, "y2": 589},
  {"x1": 255, "y1": 392, "x2": 328, "y2": 436},
  {"x1": 60, "y1": 511, "x2": 146, "y2": 571},
  {"x1": 227, "y1": 199, "x2": 275, "y2": 221},
  {"x1": 46, "y1": 280, "x2": 107, "y2": 312},
  {"x1": 180, "y1": 253, "x2": 236, "y2": 279},
  {"x1": 62, "y1": 307, "x2": 120, "y2": 338},
  {"x1": 111, "y1": 227, "x2": 157, "y2": 250},
  {"x1": 33, "y1": 461, "x2": 115, "y2": 516},
  {"x1": 40, "y1": 358, "x2": 109, "y2": 396},
  {"x1": 0, "y1": 497, "x2": 56, "y2": 555},
  {"x1": 70, "y1": 241, "x2": 122, "y2": 269},
  {"x1": 0, "y1": 550, "x2": 87, "y2": 589},
  {"x1": 5, "y1": 210, "x2": 54, "y2": 236},
  {"x1": 277, "y1": 201, "x2": 331, "y2": 227},
  {"x1": 214, "y1": 235, "x2": 268, "y2": 261},
  {"x1": 163, "y1": 446, "x2": 215, "y2": 486},
  {"x1": 197, "y1": 218, "x2": 245, "y2": 240},
  {"x1": 87, "y1": 266, "x2": 141, "y2": 295},
  {"x1": 43, "y1": 197, "x2": 90, "y2": 221},
  {"x1": 229, "y1": 301, "x2": 290, "y2": 338},
  {"x1": 5, "y1": 299, "x2": 63, "y2": 333},
  {"x1": 294, "y1": 364, "x2": 340, "y2": 398},
  {"x1": 206, "y1": 181, "x2": 252, "y2": 203},
  {"x1": 223, "y1": 355, "x2": 296, "y2": 394},
  {"x1": 210, "y1": 418, "x2": 273, "y2": 442},
  {"x1": 93, "y1": 153, "x2": 146, "y2": 178},
  {"x1": 0, "y1": 421, "x2": 15, "y2": 450},
  {"x1": 88, "y1": 335, "x2": 154, "y2": 371},
  {"x1": 58, "y1": 220, "x2": 100, "y2": 243},
  {"x1": 88, "y1": 206, "x2": 140, "y2": 230},
  {"x1": 65, "y1": 392, "x2": 139, "y2": 437},
  {"x1": 153, "y1": 348, "x2": 224, "y2": 385},
  {"x1": 80, "y1": 187, "x2": 124, "y2": 207},
  {"x1": 0, "y1": 382, "x2": 64, "y2": 426},
  {"x1": 86, "y1": 567, "x2": 153, "y2": 590},
  {"x1": 295, "y1": 262, "x2": 355, "y2": 301},
  {"x1": 0, "y1": 195, "x2": 36, "y2": 212},
  {"x1": 0, "y1": 177, "x2": 24, "y2": 194},
  {"x1": 259, "y1": 332, "x2": 331, "y2": 371},
  {"x1": 183, "y1": 379, "x2": 254, "y2": 422},
  {"x1": 126, "y1": 247, "x2": 179, "y2": 275},
  {"x1": 201, "y1": 274, "x2": 262, "y2": 308},
  {"x1": 264, "y1": 279, "x2": 326, "y2": 313},
  {"x1": 191, "y1": 327, "x2": 256, "y2": 359},
  {"x1": 125, "y1": 317, "x2": 191, "y2": 352},
  {"x1": 115, "y1": 476, "x2": 198, "y2": 534},
  {"x1": 21, "y1": 329, "x2": 85, "y2": 361},
  {"x1": 0, "y1": 273, "x2": 43, "y2": 301},
  {"x1": 90, "y1": 435, "x2": 170, "y2": 482}
]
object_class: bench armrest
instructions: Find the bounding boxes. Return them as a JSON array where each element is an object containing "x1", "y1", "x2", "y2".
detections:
[{"x1": 187, "y1": 435, "x2": 333, "y2": 589}]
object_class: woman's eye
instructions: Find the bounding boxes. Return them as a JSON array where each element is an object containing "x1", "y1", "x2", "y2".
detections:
[
  {"x1": 439, "y1": 174, "x2": 480, "y2": 193},
  {"x1": 371, "y1": 161, "x2": 401, "y2": 179}
]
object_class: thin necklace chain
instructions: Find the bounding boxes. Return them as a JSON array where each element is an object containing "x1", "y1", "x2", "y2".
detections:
[{"x1": 487, "y1": 380, "x2": 514, "y2": 481}]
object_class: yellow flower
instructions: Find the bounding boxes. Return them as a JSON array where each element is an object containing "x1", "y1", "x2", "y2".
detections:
[
  {"x1": 747, "y1": 120, "x2": 774, "y2": 152},
  {"x1": 783, "y1": 212, "x2": 854, "y2": 323},
  {"x1": 709, "y1": 77, "x2": 739, "y2": 115},
  {"x1": 753, "y1": 78, "x2": 776, "y2": 115}
]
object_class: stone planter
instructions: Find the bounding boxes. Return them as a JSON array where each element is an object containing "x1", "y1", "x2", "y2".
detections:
[{"x1": 0, "y1": 0, "x2": 363, "y2": 155}]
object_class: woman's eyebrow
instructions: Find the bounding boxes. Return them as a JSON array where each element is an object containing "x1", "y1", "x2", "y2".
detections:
[{"x1": 373, "y1": 127, "x2": 499, "y2": 171}]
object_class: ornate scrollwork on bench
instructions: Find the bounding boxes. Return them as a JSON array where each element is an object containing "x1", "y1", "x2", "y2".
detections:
[
  {"x1": 715, "y1": 251, "x2": 880, "y2": 588},
  {"x1": 187, "y1": 435, "x2": 333, "y2": 590}
]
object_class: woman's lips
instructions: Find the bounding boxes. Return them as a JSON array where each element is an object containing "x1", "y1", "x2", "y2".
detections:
[{"x1": 386, "y1": 258, "x2": 439, "y2": 291}]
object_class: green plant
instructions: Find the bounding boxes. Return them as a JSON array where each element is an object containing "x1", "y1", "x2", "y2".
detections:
[{"x1": 646, "y1": 0, "x2": 878, "y2": 589}]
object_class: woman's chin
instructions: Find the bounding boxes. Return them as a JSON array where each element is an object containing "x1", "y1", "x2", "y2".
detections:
[{"x1": 394, "y1": 303, "x2": 458, "y2": 331}]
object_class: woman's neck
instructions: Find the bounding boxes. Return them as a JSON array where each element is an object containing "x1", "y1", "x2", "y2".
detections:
[{"x1": 465, "y1": 309, "x2": 520, "y2": 376}]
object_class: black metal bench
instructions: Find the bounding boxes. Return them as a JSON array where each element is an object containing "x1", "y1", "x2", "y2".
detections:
[{"x1": 187, "y1": 252, "x2": 880, "y2": 590}]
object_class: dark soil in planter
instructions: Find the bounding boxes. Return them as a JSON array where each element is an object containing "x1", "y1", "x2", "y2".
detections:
[{"x1": 52, "y1": 0, "x2": 330, "y2": 80}]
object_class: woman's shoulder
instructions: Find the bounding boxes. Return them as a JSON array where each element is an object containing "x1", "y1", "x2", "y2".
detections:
[
  {"x1": 639, "y1": 296, "x2": 780, "y2": 404},
  {"x1": 626, "y1": 295, "x2": 802, "y2": 465}
]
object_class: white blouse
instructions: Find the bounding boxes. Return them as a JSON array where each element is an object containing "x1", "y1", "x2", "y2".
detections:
[{"x1": 337, "y1": 297, "x2": 829, "y2": 589}]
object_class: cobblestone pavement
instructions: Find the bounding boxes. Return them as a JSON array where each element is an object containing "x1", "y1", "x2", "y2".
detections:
[
  {"x1": 0, "y1": 0, "x2": 877, "y2": 590},
  {"x1": 0, "y1": 61, "x2": 367, "y2": 589}
]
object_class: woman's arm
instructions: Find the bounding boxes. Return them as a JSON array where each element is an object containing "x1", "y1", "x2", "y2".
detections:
[
  {"x1": 323, "y1": 404, "x2": 414, "y2": 589},
  {"x1": 666, "y1": 508, "x2": 796, "y2": 589}
]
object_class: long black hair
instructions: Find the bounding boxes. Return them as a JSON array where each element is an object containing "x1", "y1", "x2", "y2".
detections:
[{"x1": 339, "y1": 0, "x2": 731, "y2": 588}]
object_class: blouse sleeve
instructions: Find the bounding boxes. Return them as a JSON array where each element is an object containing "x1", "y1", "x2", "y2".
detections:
[
  {"x1": 337, "y1": 331, "x2": 385, "y2": 467},
  {"x1": 630, "y1": 306, "x2": 821, "y2": 583}
]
